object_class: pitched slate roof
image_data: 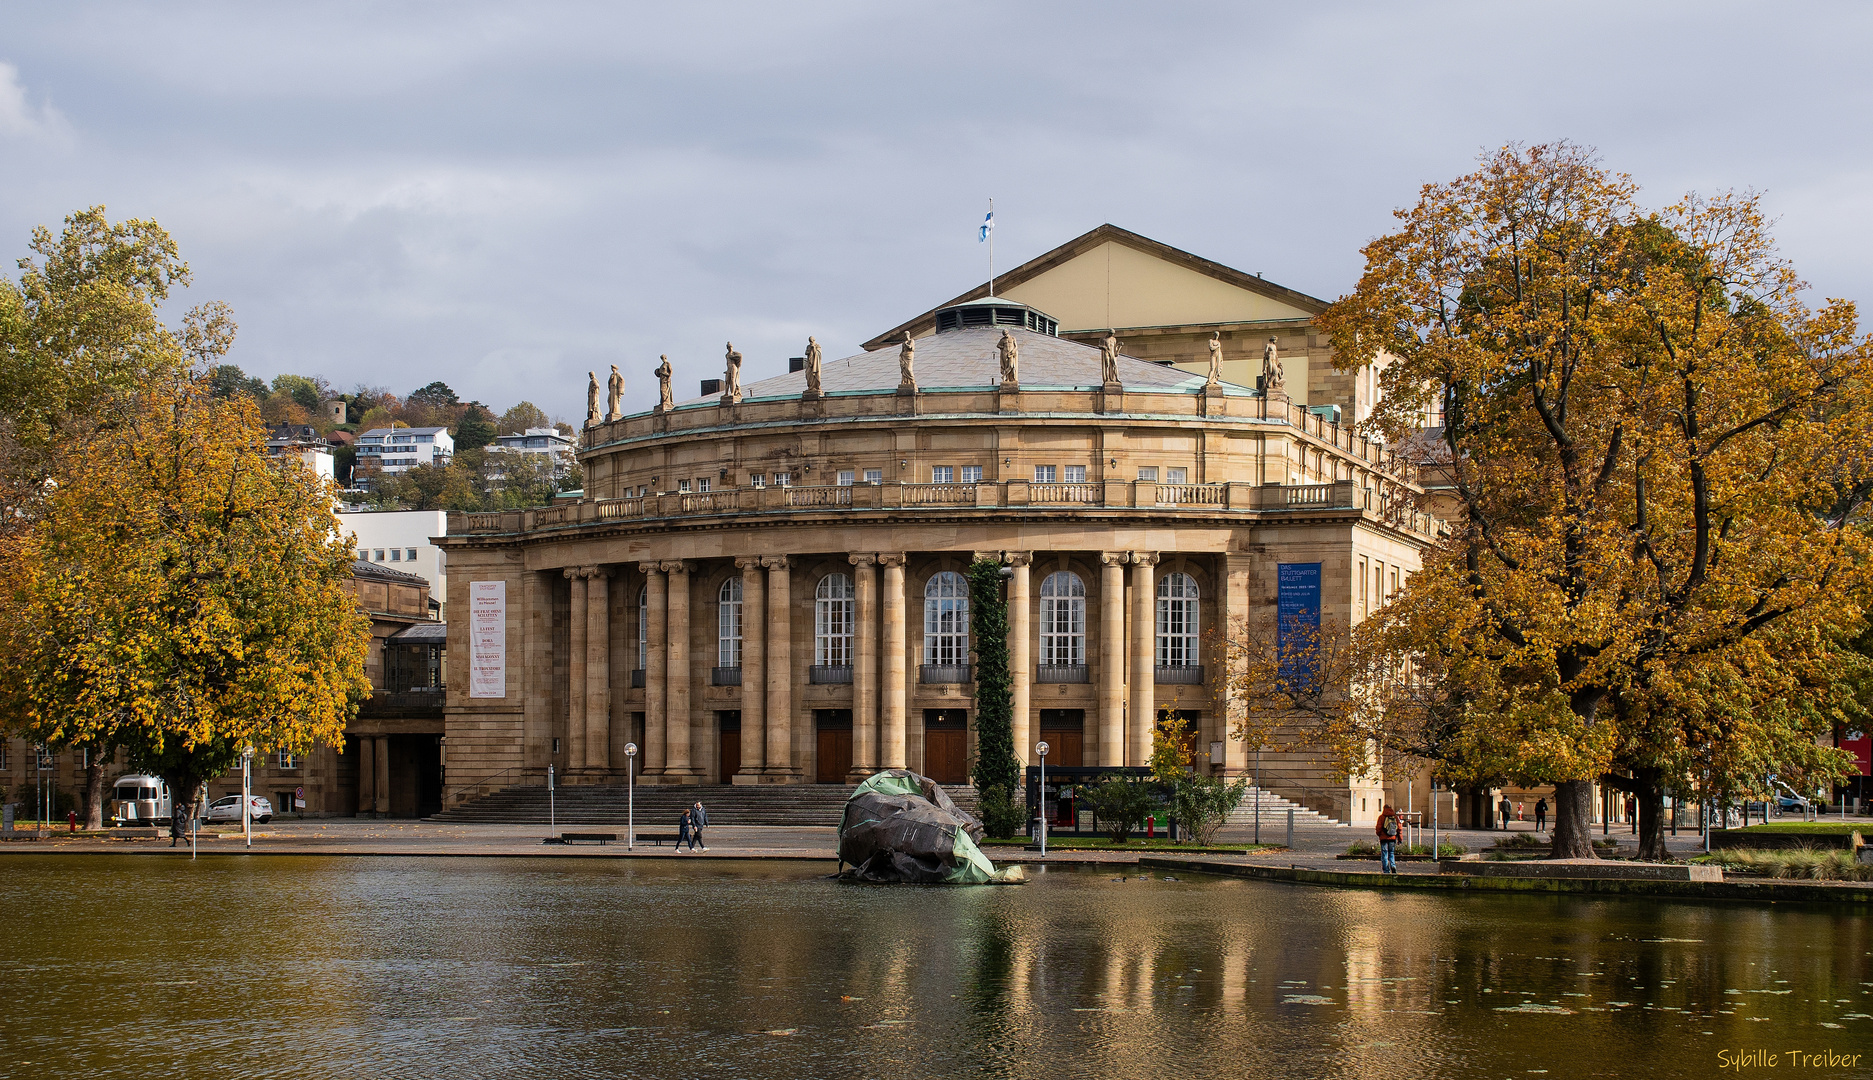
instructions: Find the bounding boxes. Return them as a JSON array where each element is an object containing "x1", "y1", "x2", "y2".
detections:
[{"x1": 675, "y1": 327, "x2": 1251, "y2": 407}]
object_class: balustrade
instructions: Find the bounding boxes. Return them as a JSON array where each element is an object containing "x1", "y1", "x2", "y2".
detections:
[{"x1": 1029, "y1": 483, "x2": 1099, "y2": 504}]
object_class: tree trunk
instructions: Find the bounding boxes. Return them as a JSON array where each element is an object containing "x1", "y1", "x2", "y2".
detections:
[
  {"x1": 1634, "y1": 769, "x2": 1669, "y2": 862},
  {"x1": 84, "y1": 752, "x2": 106, "y2": 831},
  {"x1": 1549, "y1": 779, "x2": 1597, "y2": 858}
]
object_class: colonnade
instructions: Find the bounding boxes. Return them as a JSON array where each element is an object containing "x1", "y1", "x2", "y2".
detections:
[{"x1": 552, "y1": 549, "x2": 1197, "y2": 784}]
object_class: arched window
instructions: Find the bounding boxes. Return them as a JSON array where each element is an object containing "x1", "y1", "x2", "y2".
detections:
[
  {"x1": 815, "y1": 573, "x2": 854, "y2": 666},
  {"x1": 718, "y1": 576, "x2": 743, "y2": 666},
  {"x1": 923, "y1": 571, "x2": 970, "y2": 666},
  {"x1": 1039, "y1": 571, "x2": 1086, "y2": 667},
  {"x1": 1156, "y1": 572, "x2": 1199, "y2": 667},
  {"x1": 637, "y1": 586, "x2": 648, "y2": 670}
]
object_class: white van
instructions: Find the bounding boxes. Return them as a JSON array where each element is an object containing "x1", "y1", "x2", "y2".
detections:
[{"x1": 109, "y1": 774, "x2": 172, "y2": 826}]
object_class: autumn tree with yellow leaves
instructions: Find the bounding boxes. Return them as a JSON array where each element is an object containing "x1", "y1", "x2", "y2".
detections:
[
  {"x1": 1312, "y1": 143, "x2": 1873, "y2": 859},
  {"x1": 0, "y1": 208, "x2": 371, "y2": 826}
]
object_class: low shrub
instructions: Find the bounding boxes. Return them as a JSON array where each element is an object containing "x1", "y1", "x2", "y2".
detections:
[
  {"x1": 1345, "y1": 840, "x2": 1378, "y2": 856},
  {"x1": 1348, "y1": 840, "x2": 1468, "y2": 857},
  {"x1": 976, "y1": 785, "x2": 1026, "y2": 840},
  {"x1": 1698, "y1": 847, "x2": 1873, "y2": 882},
  {"x1": 1080, "y1": 778, "x2": 1161, "y2": 843}
]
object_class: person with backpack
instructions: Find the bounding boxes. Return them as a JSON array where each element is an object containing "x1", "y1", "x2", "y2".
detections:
[{"x1": 1375, "y1": 804, "x2": 1402, "y2": 874}]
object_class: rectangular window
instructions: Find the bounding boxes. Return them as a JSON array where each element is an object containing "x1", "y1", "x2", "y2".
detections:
[
  {"x1": 1390, "y1": 569, "x2": 1399, "y2": 598},
  {"x1": 1358, "y1": 557, "x2": 1368, "y2": 620},
  {"x1": 389, "y1": 549, "x2": 401, "y2": 561},
  {"x1": 1063, "y1": 464, "x2": 1086, "y2": 483},
  {"x1": 678, "y1": 480, "x2": 692, "y2": 493},
  {"x1": 774, "y1": 472, "x2": 790, "y2": 487},
  {"x1": 407, "y1": 548, "x2": 417, "y2": 561},
  {"x1": 1167, "y1": 467, "x2": 1188, "y2": 484},
  {"x1": 1034, "y1": 465, "x2": 1057, "y2": 483},
  {"x1": 277, "y1": 750, "x2": 298, "y2": 770},
  {"x1": 837, "y1": 470, "x2": 856, "y2": 486},
  {"x1": 1137, "y1": 467, "x2": 1158, "y2": 482},
  {"x1": 374, "y1": 549, "x2": 385, "y2": 561},
  {"x1": 750, "y1": 474, "x2": 764, "y2": 488},
  {"x1": 697, "y1": 478, "x2": 710, "y2": 492},
  {"x1": 931, "y1": 465, "x2": 955, "y2": 484},
  {"x1": 863, "y1": 468, "x2": 883, "y2": 484},
  {"x1": 1375, "y1": 561, "x2": 1386, "y2": 607},
  {"x1": 960, "y1": 465, "x2": 982, "y2": 483}
]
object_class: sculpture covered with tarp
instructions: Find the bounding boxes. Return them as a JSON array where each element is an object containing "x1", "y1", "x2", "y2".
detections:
[{"x1": 837, "y1": 770, "x2": 1015, "y2": 884}]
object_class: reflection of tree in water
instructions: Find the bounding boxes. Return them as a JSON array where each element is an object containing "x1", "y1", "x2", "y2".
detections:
[{"x1": 964, "y1": 901, "x2": 1024, "y2": 1077}]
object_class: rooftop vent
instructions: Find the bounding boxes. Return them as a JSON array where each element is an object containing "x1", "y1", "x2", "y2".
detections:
[
  {"x1": 788, "y1": 357, "x2": 806, "y2": 373},
  {"x1": 700, "y1": 379, "x2": 723, "y2": 396},
  {"x1": 932, "y1": 296, "x2": 1058, "y2": 337}
]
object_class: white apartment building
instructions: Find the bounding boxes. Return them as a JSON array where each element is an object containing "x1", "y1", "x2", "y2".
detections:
[
  {"x1": 356, "y1": 426, "x2": 454, "y2": 476},
  {"x1": 339, "y1": 509, "x2": 449, "y2": 617},
  {"x1": 486, "y1": 427, "x2": 577, "y2": 478}
]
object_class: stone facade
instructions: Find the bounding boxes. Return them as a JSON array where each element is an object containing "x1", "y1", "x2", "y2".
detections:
[{"x1": 442, "y1": 309, "x2": 1437, "y2": 824}]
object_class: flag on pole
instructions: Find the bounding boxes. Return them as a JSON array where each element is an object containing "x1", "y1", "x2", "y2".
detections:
[{"x1": 979, "y1": 209, "x2": 994, "y2": 242}]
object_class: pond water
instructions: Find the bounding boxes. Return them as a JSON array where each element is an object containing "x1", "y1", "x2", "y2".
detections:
[{"x1": 0, "y1": 856, "x2": 1868, "y2": 1079}]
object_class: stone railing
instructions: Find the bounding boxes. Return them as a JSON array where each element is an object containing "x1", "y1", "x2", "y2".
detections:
[{"x1": 447, "y1": 476, "x2": 1435, "y2": 538}]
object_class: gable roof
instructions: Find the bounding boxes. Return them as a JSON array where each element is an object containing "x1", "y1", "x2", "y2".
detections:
[{"x1": 862, "y1": 224, "x2": 1329, "y2": 349}]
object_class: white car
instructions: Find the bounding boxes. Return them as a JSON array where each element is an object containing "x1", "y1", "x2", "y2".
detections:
[{"x1": 200, "y1": 795, "x2": 274, "y2": 824}]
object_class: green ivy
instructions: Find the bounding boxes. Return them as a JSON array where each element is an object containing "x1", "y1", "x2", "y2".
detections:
[{"x1": 969, "y1": 559, "x2": 1018, "y2": 802}]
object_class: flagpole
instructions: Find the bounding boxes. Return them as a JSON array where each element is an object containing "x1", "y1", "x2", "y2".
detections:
[{"x1": 988, "y1": 197, "x2": 995, "y2": 297}]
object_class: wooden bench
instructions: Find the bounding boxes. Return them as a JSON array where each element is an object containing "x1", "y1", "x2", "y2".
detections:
[
  {"x1": 559, "y1": 832, "x2": 619, "y2": 845},
  {"x1": 638, "y1": 833, "x2": 683, "y2": 846}
]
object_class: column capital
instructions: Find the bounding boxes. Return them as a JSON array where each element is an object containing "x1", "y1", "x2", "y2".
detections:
[
  {"x1": 761, "y1": 555, "x2": 790, "y2": 571},
  {"x1": 563, "y1": 566, "x2": 582, "y2": 579},
  {"x1": 660, "y1": 559, "x2": 692, "y2": 575},
  {"x1": 1100, "y1": 551, "x2": 1130, "y2": 567},
  {"x1": 1003, "y1": 551, "x2": 1033, "y2": 567},
  {"x1": 1129, "y1": 551, "x2": 1160, "y2": 567},
  {"x1": 637, "y1": 561, "x2": 663, "y2": 576},
  {"x1": 735, "y1": 556, "x2": 765, "y2": 571},
  {"x1": 848, "y1": 553, "x2": 877, "y2": 568},
  {"x1": 876, "y1": 552, "x2": 907, "y2": 569}
]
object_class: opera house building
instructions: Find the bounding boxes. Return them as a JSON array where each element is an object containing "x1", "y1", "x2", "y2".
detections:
[{"x1": 440, "y1": 226, "x2": 1440, "y2": 824}]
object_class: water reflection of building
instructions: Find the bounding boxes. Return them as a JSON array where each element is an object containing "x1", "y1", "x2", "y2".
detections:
[{"x1": 439, "y1": 227, "x2": 1442, "y2": 824}]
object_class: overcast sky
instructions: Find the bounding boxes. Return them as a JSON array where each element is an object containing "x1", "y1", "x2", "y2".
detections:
[{"x1": 4, "y1": 2, "x2": 1870, "y2": 421}]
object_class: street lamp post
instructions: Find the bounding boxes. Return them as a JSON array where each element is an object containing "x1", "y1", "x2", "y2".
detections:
[
  {"x1": 241, "y1": 746, "x2": 254, "y2": 849},
  {"x1": 548, "y1": 764, "x2": 556, "y2": 836},
  {"x1": 1035, "y1": 741, "x2": 1050, "y2": 858},
  {"x1": 624, "y1": 743, "x2": 639, "y2": 850}
]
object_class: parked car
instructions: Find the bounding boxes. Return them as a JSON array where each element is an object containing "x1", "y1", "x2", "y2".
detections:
[{"x1": 200, "y1": 795, "x2": 273, "y2": 824}]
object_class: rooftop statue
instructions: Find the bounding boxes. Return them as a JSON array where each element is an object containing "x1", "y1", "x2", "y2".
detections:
[
  {"x1": 1101, "y1": 330, "x2": 1122, "y2": 386},
  {"x1": 997, "y1": 329, "x2": 1019, "y2": 386},
  {"x1": 899, "y1": 331, "x2": 916, "y2": 390},
  {"x1": 655, "y1": 354, "x2": 673, "y2": 411},
  {"x1": 1208, "y1": 332, "x2": 1224, "y2": 386},
  {"x1": 724, "y1": 342, "x2": 743, "y2": 401},
  {"x1": 804, "y1": 336, "x2": 823, "y2": 395},
  {"x1": 585, "y1": 370, "x2": 600, "y2": 427},
  {"x1": 606, "y1": 364, "x2": 624, "y2": 421},
  {"x1": 1263, "y1": 336, "x2": 1285, "y2": 394}
]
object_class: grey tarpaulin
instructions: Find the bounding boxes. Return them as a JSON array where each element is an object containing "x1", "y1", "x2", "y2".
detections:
[{"x1": 836, "y1": 770, "x2": 1000, "y2": 884}]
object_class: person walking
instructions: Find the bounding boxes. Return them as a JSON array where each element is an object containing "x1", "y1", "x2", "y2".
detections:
[
  {"x1": 169, "y1": 811, "x2": 182, "y2": 848},
  {"x1": 1375, "y1": 804, "x2": 1402, "y2": 874},
  {"x1": 1516, "y1": 800, "x2": 1524, "y2": 822},
  {"x1": 676, "y1": 809, "x2": 693, "y2": 853},
  {"x1": 1534, "y1": 797, "x2": 1548, "y2": 833},
  {"x1": 1498, "y1": 796, "x2": 1512, "y2": 830},
  {"x1": 691, "y1": 800, "x2": 709, "y2": 852}
]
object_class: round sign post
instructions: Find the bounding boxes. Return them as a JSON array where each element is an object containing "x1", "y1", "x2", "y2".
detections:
[
  {"x1": 1035, "y1": 741, "x2": 1051, "y2": 858},
  {"x1": 624, "y1": 743, "x2": 639, "y2": 850}
]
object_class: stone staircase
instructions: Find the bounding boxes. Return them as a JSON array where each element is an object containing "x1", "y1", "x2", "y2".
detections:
[
  {"x1": 1225, "y1": 786, "x2": 1348, "y2": 829},
  {"x1": 432, "y1": 781, "x2": 979, "y2": 827}
]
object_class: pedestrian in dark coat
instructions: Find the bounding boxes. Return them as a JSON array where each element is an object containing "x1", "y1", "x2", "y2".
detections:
[
  {"x1": 676, "y1": 809, "x2": 692, "y2": 852},
  {"x1": 691, "y1": 801, "x2": 709, "y2": 852},
  {"x1": 1534, "y1": 798, "x2": 1548, "y2": 833},
  {"x1": 1499, "y1": 796, "x2": 1512, "y2": 830}
]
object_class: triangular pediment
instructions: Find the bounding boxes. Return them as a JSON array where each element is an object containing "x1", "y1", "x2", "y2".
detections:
[{"x1": 864, "y1": 224, "x2": 1326, "y2": 349}]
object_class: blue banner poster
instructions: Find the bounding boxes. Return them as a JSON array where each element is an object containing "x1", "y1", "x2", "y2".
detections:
[{"x1": 1277, "y1": 562, "x2": 1322, "y2": 689}]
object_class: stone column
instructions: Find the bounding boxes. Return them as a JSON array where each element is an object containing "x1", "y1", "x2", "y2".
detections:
[
  {"x1": 356, "y1": 735, "x2": 376, "y2": 816},
  {"x1": 640, "y1": 562, "x2": 667, "y2": 775},
  {"x1": 1099, "y1": 552, "x2": 1127, "y2": 767},
  {"x1": 662, "y1": 560, "x2": 695, "y2": 782},
  {"x1": 763, "y1": 556, "x2": 795, "y2": 779},
  {"x1": 565, "y1": 568, "x2": 588, "y2": 773},
  {"x1": 1006, "y1": 552, "x2": 1032, "y2": 767},
  {"x1": 879, "y1": 553, "x2": 908, "y2": 769},
  {"x1": 1221, "y1": 553, "x2": 1254, "y2": 775},
  {"x1": 374, "y1": 735, "x2": 391, "y2": 815},
  {"x1": 850, "y1": 554, "x2": 879, "y2": 779},
  {"x1": 584, "y1": 567, "x2": 610, "y2": 775},
  {"x1": 735, "y1": 557, "x2": 767, "y2": 784},
  {"x1": 1129, "y1": 552, "x2": 1159, "y2": 766}
]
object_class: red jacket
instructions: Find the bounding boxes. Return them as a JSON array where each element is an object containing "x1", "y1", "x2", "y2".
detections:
[{"x1": 1375, "y1": 811, "x2": 1402, "y2": 841}]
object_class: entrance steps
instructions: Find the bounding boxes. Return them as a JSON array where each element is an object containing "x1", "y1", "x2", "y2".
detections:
[
  {"x1": 432, "y1": 781, "x2": 979, "y2": 827},
  {"x1": 1225, "y1": 787, "x2": 1348, "y2": 829}
]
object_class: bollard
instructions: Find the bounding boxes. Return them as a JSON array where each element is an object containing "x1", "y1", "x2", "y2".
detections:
[{"x1": 1286, "y1": 808, "x2": 1294, "y2": 850}]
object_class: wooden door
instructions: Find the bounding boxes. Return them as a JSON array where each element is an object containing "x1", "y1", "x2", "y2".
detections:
[
  {"x1": 816, "y1": 729, "x2": 852, "y2": 783},
  {"x1": 719, "y1": 730, "x2": 741, "y2": 782},
  {"x1": 1041, "y1": 728, "x2": 1084, "y2": 767},
  {"x1": 925, "y1": 730, "x2": 968, "y2": 784}
]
